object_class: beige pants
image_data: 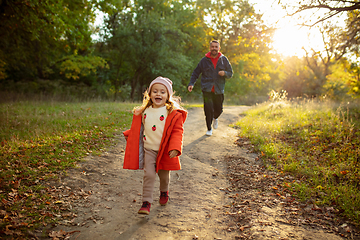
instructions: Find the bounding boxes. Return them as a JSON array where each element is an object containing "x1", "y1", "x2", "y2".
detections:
[{"x1": 142, "y1": 148, "x2": 170, "y2": 203}]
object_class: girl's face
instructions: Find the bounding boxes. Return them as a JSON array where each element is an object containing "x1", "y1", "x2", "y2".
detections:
[{"x1": 150, "y1": 83, "x2": 169, "y2": 108}]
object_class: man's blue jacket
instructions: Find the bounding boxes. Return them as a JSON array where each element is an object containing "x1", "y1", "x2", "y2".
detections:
[{"x1": 189, "y1": 53, "x2": 233, "y2": 94}]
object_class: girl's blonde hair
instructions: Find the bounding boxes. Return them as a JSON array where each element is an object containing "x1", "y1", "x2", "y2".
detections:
[{"x1": 133, "y1": 87, "x2": 183, "y2": 116}]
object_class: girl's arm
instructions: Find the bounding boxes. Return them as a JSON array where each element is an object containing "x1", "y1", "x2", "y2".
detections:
[
  {"x1": 168, "y1": 114, "x2": 185, "y2": 157},
  {"x1": 168, "y1": 149, "x2": 180, "y2": 158},
  {"x1": 123, "y1": 129, "x2": 130, "y2": 141}
]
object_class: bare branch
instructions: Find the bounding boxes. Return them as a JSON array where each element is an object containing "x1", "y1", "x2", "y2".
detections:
[{"x1": 286, "y1": 0, "x2": 360, "y2": 25}]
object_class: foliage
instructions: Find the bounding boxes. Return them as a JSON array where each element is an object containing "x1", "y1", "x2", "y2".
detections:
[
  {"x1": 0, "y1": 101, "x2": 136, "y2": 238},
  {"x1": 346, "y1": 10, "x2": 360, "y2": 57},
  {"x1": 281, "y1": 56, "x2": 312, "y2": 98},
  {"x1": 96, "y1": 0, "x2": 204, "y2": 101},
  {"x1": 0, "y1": 79, "x2": 113, "y2": 103},
  {"x1": 59, "y1": 54, "x2": 109, "y2": 80},
  {"x1": 235, "y1": 98, "x2": 360, "y2": 223},
  {"x1": 1, "y1": 0, "x2": 359, "y2": 104},
  {"x1": 277, "y1": 1, "x2": 360, "y2": 99},
  {"x1": 0, "y1": 60, "x2": 6, "y2": 80},
  {"x1": 280, "y1": 54, "x2": 360, "y2": 100},
  {"x1": 324, "y1": 59, "x2": 354, "y2": 99},
  {"x1": 0, "y1": 0, "x2": 101, "y2": 79},
  {"x1": 349, "y1": 62, "x2": 360, "y2": 97}
]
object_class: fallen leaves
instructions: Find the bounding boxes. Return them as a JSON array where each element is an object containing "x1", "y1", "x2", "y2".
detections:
[
  {"x1": 224, "y1": 154, "x2": 360, "y2": 239},
  {"x1": 49, "y1": 229, "x2": 80, "y2": 240}
]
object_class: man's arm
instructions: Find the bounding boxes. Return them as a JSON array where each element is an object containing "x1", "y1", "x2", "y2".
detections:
[
  {"x1": 188, "y1": 60, "x2": 203, "y2": 92},
  {"x1": 219, "y1": 56, "x2": 233, "y2": 78},
  {"x1": 224, "y1": 56, "x2": 233, "y2": 78}
]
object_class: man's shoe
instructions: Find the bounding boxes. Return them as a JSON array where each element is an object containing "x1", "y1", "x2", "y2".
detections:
[
  {"x1": 213, "y1": 118, "x2": 218, "y2": 129},
  {"x1": 138, "y1": 201, "x2": 151, "y2": 215},
  {"x1": 159, "y1": 191, "x2": 169, "y2": 206},
  {"x1": 206, "y1": 129, "x2": 213, "y2": 136}
]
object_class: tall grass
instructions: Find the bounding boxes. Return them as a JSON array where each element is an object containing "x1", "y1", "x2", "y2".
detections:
[
  {"x1": 235, "y1": 96, "x2": 360, "y2": 223},
  {"x1": 0, "y1": 101, "x2": 137, "y2": 236}
]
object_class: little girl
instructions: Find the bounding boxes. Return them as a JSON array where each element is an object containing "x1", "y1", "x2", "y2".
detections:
[{"x1": 123, "y1": 76, "x2": 187, "y2": 215}]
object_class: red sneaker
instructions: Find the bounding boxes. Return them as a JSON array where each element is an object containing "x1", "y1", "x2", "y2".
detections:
[
  {"x1": 159, "y1": 191, "x2": 169, "y2": 206},
  {"x1": 138, "y1": 201, "x2": 151, "y2": 215}
]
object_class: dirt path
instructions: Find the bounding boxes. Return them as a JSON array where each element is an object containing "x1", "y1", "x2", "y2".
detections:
[{"x1": 43, "y1": 106, "x2": 358, "y2": 240}]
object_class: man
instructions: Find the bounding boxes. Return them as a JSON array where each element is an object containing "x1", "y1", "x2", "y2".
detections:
[{"x1": 188, "y1": 40, "x2": 233, "y2": 136}]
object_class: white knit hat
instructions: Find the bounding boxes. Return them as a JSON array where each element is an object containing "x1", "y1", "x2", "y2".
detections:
[{"x1": 149, "y1": 76, "x2": 173, "y2": 96}]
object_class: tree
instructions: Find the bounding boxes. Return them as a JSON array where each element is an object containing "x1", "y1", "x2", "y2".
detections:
[
  {"x1": 302, "y1": 24, "x2": 345, "y2": 92},
  {"x1": 279, "y1": 0, "x2": 360, "y2": 57},
  {"x1": 323, "y1": 59, "x2": 353, "y2": 99},
  {"x1": 281, "y1": 56, "x2": 309, "y2": 98},
  {"x1": 97, "y1": 0, "x2": 206, "y2": 101},
  {"x1": 277, "y1": 1, "x2": 360, "y2": 98},
  {"x1": 345, "y1": 9, "x2": 360, "y2": 57},
  {"x1": 348, "y1": 62, "x2": 360, "y2": 97},
  {"x1": 0, "y1": 0, "x2": 104, "y2": 81},
  {"x1": 280, "y1": 0, "x2": 360, "y2": 26}
]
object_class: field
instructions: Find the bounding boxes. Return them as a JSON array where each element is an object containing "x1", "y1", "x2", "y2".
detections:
[
  {"x1": 0, "y1": 101, "x2": 137, "y2": 236},
  {"x1": 234, "y1": 98, "x2": 360, "y2": 223}
]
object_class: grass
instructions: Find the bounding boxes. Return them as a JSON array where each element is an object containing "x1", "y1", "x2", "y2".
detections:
[
  {"x1": 234, "y1": 97, "x2": 360, "y2": 224},
  {"x1": 0, "y1": 101, "x2": 137, "y2": 237}
]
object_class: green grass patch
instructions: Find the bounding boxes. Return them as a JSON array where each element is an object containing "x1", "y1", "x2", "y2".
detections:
[
  {"x1": 235, "y1": 99, "x2": 360, "y2": 223},
  {"x1": 0, "y1": 101, "x2": 137, "y2": 237}
]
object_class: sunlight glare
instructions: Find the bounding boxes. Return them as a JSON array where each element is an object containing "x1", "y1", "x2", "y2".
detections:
[
  {"x1": 272, "y1": 26, "x2": 311, "y2": 57},
  {"x1": 249, "y1": 0, "x2": 325, "y2": 58}
]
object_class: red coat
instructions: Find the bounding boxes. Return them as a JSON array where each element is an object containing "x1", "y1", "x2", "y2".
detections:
[{"x1": 123, "y1": 108, "x2": 187, "y2": 172}]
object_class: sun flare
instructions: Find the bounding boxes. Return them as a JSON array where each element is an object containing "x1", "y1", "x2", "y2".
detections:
[
  {"x1": 272, "y1": 26, "x2": 312, "y2": 57},
  {"x1": 250, "y1": 0, "x2": 326, "y2": 58}
]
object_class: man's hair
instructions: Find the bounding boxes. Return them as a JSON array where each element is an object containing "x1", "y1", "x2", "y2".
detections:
[{"x1": 210, "y1": 40, "x2": 220, "y2": 45}]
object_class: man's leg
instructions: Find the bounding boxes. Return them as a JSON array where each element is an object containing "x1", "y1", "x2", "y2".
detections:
[
  {"x1": 213, "y1": 93, "x2": 224, "y2": 119},
  {"x1": 203, "y1": 91, "x2": 214, "y2": 131}
]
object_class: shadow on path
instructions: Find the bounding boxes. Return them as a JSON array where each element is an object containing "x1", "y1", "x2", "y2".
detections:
[
  {"x1": 183, "y1": 135, "x2": 208, "y2": 151},
  {"x1": 117, "y1": 205, "x2": 161, "y2": 240}
]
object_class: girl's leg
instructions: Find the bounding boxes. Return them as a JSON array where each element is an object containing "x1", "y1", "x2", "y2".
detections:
[
  {"x1": 158, "y1": 170, "x2": 170, "y2": 206},
  {"x1": 158, "y1": 170, "x2": 170, "y2": 192},
  {"x1": 142, "y1": 148, "x2": 158, "y2": 203}
]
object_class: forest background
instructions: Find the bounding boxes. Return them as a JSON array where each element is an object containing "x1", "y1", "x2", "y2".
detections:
[{"x1": 1, "y1": 0, "x2": 359, "y2": 104}]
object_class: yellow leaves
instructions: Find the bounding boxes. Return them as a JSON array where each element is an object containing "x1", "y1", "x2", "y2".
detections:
[{"x1": 59, "y1": 55, "x2": 108, "y2": 80}]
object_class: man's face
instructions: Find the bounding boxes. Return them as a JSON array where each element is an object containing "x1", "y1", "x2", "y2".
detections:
[{"x1": 210, "y1": 42, "x2": 220, "y2": 56}]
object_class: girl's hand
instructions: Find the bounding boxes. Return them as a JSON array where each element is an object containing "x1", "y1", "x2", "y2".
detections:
[
  {"x1": 168, "y1": 150, "x2": 179, "y2": 158},
  {"x1": 125, "y1": 136, "x2": 128, "y2": 141}
]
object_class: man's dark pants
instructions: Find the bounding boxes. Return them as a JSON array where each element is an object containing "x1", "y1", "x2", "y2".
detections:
[{"x1": 202, "y1": 91, "x2": 224, "y2": 131}]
